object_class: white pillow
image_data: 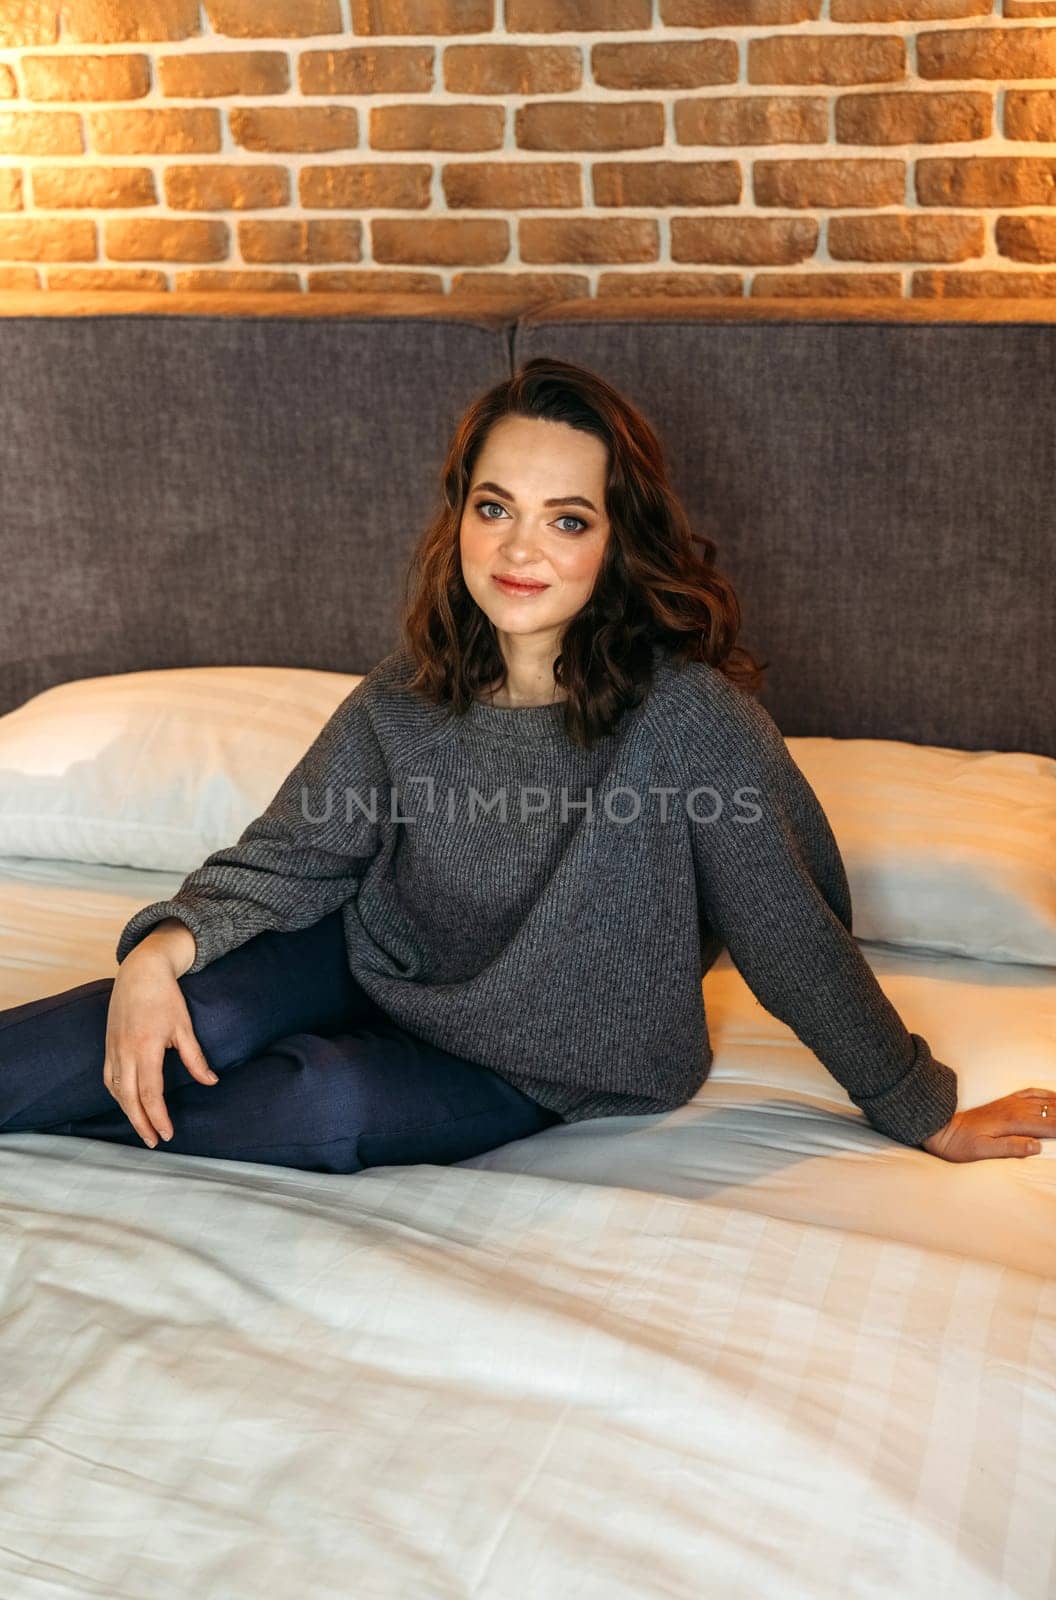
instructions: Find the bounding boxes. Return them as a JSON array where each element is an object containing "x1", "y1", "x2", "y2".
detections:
[
  {"x1": 0, "y1": 667, "x2": 363, "y2": 872},
  {"x1": 786, "y1": 737, "x2": 1056, "y2": 967}
]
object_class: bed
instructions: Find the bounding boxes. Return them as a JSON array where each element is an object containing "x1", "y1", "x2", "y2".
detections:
[{"x1": 0, "y1": 291, "x2": 1053, "y2": 1600}]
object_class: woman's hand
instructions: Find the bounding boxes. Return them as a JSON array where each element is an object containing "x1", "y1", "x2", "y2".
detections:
[
  {"x1": 104, "y1": 935, "x2": 218, "y2": 1148},
  {"x1": 920, "y1": 1087, "x2": 1056, "y2": 1162}
]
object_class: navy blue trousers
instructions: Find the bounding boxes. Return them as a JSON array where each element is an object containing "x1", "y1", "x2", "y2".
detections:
[{"x1": 0, "y1": 911, "x2": 562, "y2": 1173}]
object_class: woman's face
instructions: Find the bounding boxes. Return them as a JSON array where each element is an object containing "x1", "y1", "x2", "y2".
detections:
[{"x1": 459, "y1": 414, "x2": 611, "y2": 657}]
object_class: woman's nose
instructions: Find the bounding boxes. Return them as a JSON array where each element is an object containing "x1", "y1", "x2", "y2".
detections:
[{"x1": 500, "y1": 525, "x2": 545, "y2": 559}]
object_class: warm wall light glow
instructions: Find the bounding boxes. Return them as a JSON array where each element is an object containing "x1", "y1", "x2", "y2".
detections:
[{"x1": 0, "y1": 13, "x2": 1050, "y2": 298}]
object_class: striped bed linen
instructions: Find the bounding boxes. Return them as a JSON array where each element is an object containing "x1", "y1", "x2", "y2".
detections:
[{"x1": 0, "y1": 855, "x2": 1052, "y2": 1599}]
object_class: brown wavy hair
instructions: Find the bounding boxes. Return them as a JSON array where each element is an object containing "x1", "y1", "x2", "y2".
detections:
[{"x1": 401, "y1": 354, "x2": 767, "y2": 752}]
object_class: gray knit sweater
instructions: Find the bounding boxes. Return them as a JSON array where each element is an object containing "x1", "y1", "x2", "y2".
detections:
[{"x1": 115, "y1": 643, "x2": 959, "y2": 1146}]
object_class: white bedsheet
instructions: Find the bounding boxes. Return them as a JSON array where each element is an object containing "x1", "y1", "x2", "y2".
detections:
[{"x1": 0, "y1": 856, "x2": 1053, "y2": 1600}]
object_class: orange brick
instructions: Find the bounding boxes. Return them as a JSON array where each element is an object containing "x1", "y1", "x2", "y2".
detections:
[
  {"x1": 230, "y1": 107, "x2": 359, "y2": 152},
  {"x1": 1005, "y1": 90, "x2": 1056, "y2": 141},
  {"x1": 20, "y1": 54, "x2": 151, "y2": 100},
  {"x1": 300, "y1": 163, "x2": 431, "y2": 207},
  {"x1": 662, "y1": 0, "x2": 819, "y2": 20},
  {"x1": 307, "y1": 268, "x2": 443, "y2": 290},
  {"x1": 0, "y1": 218, "x2": 97, "y2": 259},
  {"x1": 0, "y1": 5, "x2": 59, "y2": 47},
  {"x1": 836, "y1": 91, "x2": 990, "y2": 144},
  {"x1": 829, "y1": 213, "x2": 983, "y2": 260},
  {"x1": 1005, "y1": 0, "x2": 1056, "y2": 13},
  {"x1": 0, "y1": 267, "x2": 42, "y2": 287},
  {"x1": 88, "y1": 109, "x2": 221, "y2": 154},
  {"x1": 60, "y1": 1, "x2": 202, "y2": 40},
  {"x1": 995, "y1": 214, "x2": 1056, "y2": 261},
  {"x1": 174, "y1": 269, "x2": 301, "y2": 289},
  {"x1": 748, "y1": 34, "x2": 904, "y2": 84},
  {"x1": 443, "y1": 161, "x2": 580, "y2": 207},
  {"x1": 164, "y1": 164, "x2": 289, "y2": 208},
  {"x1": 592, "y1": 40, "x2": 736, "y2": 90},
  {"x1": 31, "y1": 165, "x2": 157, "y2": 206},
  {"x1": 450, "y1": 270, "x2": 589, "y2": 299},
  {"x1": 597, "y1": 269, "x2": 742, "y2": 295},
  {"x1": 106, "y1": 217, "x2": 228, "y2": 259},
  {"x1": 444, "y1": 46, "x2": 581, "y2": 95},
  {"x1": 0, "y1": 66, "x2": 16, "y2": 97},
  {"x1": 594, "y1": 160, "x2": 739, "y2": 206},
  {"x1": 160, "y1": 52, "x2": 291, "y2": 97},
  {"x1": 754, "y1": 158, "x2": 905, "y2": 206},
  {"x1": 372, "y1": 217, "x2": 509, "y2": 264},
  {"x1": 0, "y1": 169, "x2": 22, "y2": 209},
  {"x1": 516, "y1": 102, "x2": 664, "y2": 151},
  {"x1": 239, "y1": 218, "x2": 362, "y2": 262},
  {"x1": 205, "y1": 0, "x2": 342, "y2": 35},
  {"x1": 752, "y1": 270, "x2": 901, "y2": 296},
  {"x1": 370, "y1": 105, "x2": 503, "y2": 150},
  {"x1": 506, "y1": 0, "x2": 649, "y2": 26},
  {"x1": 675, "y1": 95, "x2": 826, "y2": 144},
  {"x1": 918, "y1": 26, "x2": 1056, "y2": 79},
  {"x1": 832, "y1": 0, "x2": 990, "y2": 14},
  {"x1": 351, "y1": 0, "x2": 494, "y2": 31},
  {"x1": 671, "y1": 215, "x2": 817, "y2": 263},
  {"x1": 48, "y1": 267, "x2": 169, "y2": 288},
  {"x1": 916, "y1": 156, "x2": 1056, "y2": 206},
  {"x1": 520, "y1": 217, "x2": 659, "y2": 263},
  {"x1": 299, "y1": 46, "x2": 433, "y2": 94},
  {"x1": 0, "y1": 111, "x2": 84, "y2": 154},
  {"x1": 913, "y1": 269, "x2": 1056, "y2": 296}
]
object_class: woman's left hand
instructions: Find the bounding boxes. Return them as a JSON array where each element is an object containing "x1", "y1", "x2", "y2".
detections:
[{"x1": 920, "y1": 1087, "x2": 1056, "y2": 1162}]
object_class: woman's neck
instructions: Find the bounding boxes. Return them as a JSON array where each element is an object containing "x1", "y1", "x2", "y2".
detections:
[{"x1": 481, "y1": 682, "x2": 567, "y2": 708}]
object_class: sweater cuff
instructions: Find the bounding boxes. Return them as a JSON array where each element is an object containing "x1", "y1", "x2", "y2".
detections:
[
  {"x1": 115, "y1": 901, "x2": 233, "y2": 975},
  {"x1": 852, "y1": 1032, "x2": 959, "y2": 1148}
]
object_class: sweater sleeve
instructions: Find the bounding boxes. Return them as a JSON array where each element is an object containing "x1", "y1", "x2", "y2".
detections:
[
  {"x1": 680, "y1": 676, "x2": 958, "y2": 1148},
  {"x1": 114, "y1": 683, "x2": 389, "y2": 976}
]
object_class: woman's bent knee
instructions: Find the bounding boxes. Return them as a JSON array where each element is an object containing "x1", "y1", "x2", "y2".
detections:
[{"x1": 176, "y1": 914, "x2": 379, "y2": 1073}]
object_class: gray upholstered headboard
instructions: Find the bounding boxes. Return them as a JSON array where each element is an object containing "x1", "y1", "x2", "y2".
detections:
[{"x1": 1, "y1": 290, "x2": 1053, "y2": 758}]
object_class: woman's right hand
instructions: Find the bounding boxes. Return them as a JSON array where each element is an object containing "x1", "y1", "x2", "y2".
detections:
[{"x1": 104, "y1": 925, "x2": 219, "y2": 1148}]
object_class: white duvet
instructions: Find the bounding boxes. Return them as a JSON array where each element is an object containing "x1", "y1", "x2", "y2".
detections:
[{"x1": 0, "y1": 856, "x2": 1053, "y2": 1600}]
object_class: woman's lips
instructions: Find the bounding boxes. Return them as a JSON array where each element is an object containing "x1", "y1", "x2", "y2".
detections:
[{"x1": 492, "y1": 575, "x2": 549, "y2": 596}]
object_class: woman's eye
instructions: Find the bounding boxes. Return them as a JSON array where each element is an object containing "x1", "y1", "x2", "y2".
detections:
[{"x1": 474, "y1": 501, "x2": 585, "y2": 533}]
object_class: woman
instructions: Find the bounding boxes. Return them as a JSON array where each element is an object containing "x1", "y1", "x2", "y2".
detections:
[{"x1": 1, "y1": 358, "x2": 1050, "y2": 1171}]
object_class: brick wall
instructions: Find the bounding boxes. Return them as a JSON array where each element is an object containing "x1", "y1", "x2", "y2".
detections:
[{"x1": 1, "y1": 1, "x2": 1055, "y2": 301}]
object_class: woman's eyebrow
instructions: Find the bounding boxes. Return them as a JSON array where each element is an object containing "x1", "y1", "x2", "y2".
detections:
[{"x1": 471, "y1": 479, "x2": 598, "y2": 513}]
